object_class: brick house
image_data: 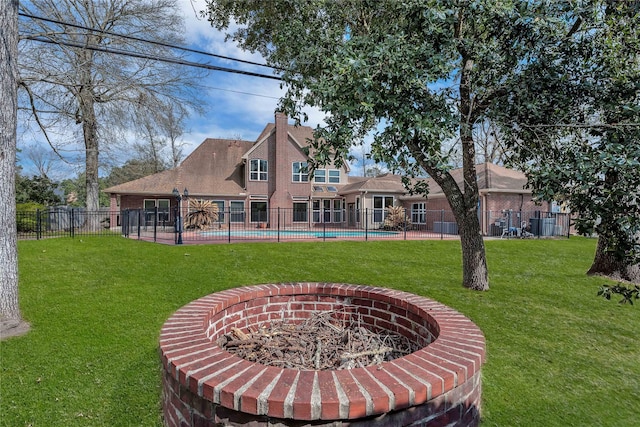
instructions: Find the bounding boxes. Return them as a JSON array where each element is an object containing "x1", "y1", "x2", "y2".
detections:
[
  {"x1": 105, "y1": 112, "x2": 557, "y2": 235},
  {"x1": 105, "y1": 112, "x2": 351, "y2": 229}
]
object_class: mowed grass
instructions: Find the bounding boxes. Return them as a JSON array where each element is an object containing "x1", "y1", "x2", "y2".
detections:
[{"x1": 1, "y1": 237, "x2": 638, "y2": 426}]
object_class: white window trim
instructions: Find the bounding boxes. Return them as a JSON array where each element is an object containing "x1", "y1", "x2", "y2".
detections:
[
  {"x1": 314, "y1": 169, "x2": 326, "y2": 183},
  {"x1": 292, "y1": 161, "x2": 309, "y2": 182},
  {"x1": 328, "y1": 169, "x2": 340, "y2": 183},
  {"x1": 249, "y1": 159, "x2": 268, "y2": 181}
]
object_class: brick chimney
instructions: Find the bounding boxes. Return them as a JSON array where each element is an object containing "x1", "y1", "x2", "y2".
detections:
[{"x1": 270, "y1": 111, "x2": 290, "y2": 211}]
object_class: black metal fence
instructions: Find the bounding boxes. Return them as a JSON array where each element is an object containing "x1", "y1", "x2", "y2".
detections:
[
  {"x1": 120, "y1": 207, "x2": 571, "y2": 244},
  {"x1": 16, "y1": 207, "x2": 116, "y2": 240},
  {"x1": 16, "y1": 207, "x2": 571, "y2": 243}
]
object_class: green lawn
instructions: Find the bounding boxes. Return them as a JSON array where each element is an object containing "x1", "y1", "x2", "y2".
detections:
[{"x1": 1, "y1": 237, "x2": 638, "y2": 426}]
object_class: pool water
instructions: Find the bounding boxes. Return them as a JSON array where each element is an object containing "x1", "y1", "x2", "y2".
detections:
[{"x1": 200, "y1": 229, "x2": 399, "y2": 238}]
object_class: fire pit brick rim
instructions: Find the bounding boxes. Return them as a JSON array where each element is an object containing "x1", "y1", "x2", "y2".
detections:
[{"x1": 159, "y1": 282, "x2": 486, "y2": 422}]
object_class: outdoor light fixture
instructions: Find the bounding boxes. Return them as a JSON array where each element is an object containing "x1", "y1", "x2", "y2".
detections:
[{"x1": 173, "y1": 187, "x2": 188, "y2": 244}]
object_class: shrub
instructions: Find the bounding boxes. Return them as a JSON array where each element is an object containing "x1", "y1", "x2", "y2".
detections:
[{"x1": 16, "y1": 203, "x2": 45, "y2": 232}]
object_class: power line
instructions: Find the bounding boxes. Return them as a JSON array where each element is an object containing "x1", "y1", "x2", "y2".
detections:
[
  {"x1": 22, "y1": 35, "x2": 283, "y2": 81},
  {"x1": 18, "y1": 11, "x2": 282, "y2": 72},
  {"x1": 198, "y1": 84, "x2": 281, "y2": 100}
]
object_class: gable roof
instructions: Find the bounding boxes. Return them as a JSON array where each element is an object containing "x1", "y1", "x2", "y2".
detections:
[
  {"x1": 338, "y1": 163, "x2": 528, "y2": 199},
  {"x1": 250, "y1": 121, "x2": 351, "y2": 174},
  {"x1": 254, "y1": 122, "x2": 317, "y2": 148},
  {"x1": 104, "y1": 138, "x2": 253, "y2": 197},
  {"x1": 401, "y1": 163, "x2": 529, "y2": 200},
  {"x1": 341, "y1": 174, "x2": 406, "y2": 194}
]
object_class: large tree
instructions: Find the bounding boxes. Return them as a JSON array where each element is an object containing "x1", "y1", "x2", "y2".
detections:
[
  {"x1": 497, "y1": 1, "x2": 640, "y2": 282},
  {"x1": 204, "y1": 1, "x2": 587, "y2": 290},
  {"x1": 15, "y1": 173, "x2": 63, "y2": 206},
  {"x1": 18, "y1": 0, "x2": 198, "y2": 220},
  {"x1": 1, "y1": 0, "x2": 28, "y2": 336}
]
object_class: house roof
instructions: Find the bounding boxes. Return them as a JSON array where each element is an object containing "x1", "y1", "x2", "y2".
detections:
[
  {"x1": 254, "y1": 122, "x2": 317, "y2": 148},
  {"x1": 254, "y1": 122, "x2": 352, "y2": 174},
  {"x1": 104, "y1": 138, "x2": 253, "y2": 197},
  {"x1": 400, "y1": 163, "x2": 530, "y2": 200},
  {"x1": 104, "y1": 117, "x2": 345, "y2": 197},
  {"x1": 341, "y1": 174, "x2": 406, "y2": 194}
]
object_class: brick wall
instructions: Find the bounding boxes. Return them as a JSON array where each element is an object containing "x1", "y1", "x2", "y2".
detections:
[{"x1": 160, "y1": 283, "x2": 485, "y2": 426}]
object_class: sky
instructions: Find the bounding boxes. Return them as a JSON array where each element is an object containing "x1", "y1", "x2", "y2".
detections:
[
  {"x1": 17, "y1": 0, "x2": 372, "y2": 180},
  {"x1": 174, "y1": 0, "x2": 327, "y2": 155}
]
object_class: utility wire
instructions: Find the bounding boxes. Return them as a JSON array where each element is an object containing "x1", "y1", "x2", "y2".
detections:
[
  {"x1": 22, "y1": 35, "x2": 283, "y2": 81},
  {"x1": 198, "y1": 84, "x2": 281, "y2": 99},
  {"x1": 18, "y1": 11, "x2": 282, "y2": 72}
]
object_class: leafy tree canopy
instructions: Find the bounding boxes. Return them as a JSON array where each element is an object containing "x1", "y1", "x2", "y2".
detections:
[
  {"x1": 493, "y1": 1, "x2": 640, "y2": 280},
  {"x1": 15, "y1": 173, "x2": 62, "y2": 206},
  {"x1": 203, "y1": 0, "x2": 597, "y2": 290},
  {"x1": 104, "y1": 157, "x2": 168, "y2": 189}
]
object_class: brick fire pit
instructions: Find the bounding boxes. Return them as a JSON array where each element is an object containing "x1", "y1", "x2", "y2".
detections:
[{"x1": 160, "y1": 283, "x2": 486, "y2": 426}]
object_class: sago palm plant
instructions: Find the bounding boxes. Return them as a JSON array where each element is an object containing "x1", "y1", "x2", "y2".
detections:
[{"x1": 184, "y1": 199, "x2": 219, "y2": 229}]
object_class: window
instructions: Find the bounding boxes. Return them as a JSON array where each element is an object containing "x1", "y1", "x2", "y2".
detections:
[
  {"x1": 323, "y1": 200, "x2": 331, "y2": 222},
  {"x1": 313, "y1": 186, "x2": 324, "y2": 192},
  {"x1": 314, "y1": 169, "x2": 326, "y2": 183},
  {"x1": 328, "y1": 169, "x2": 340, "y2": 183},
  {"x1": 312, "y1": 199, "x2": 344, "y2": 223},
  {"x1": 157, "y1": 199, "x2": 170, "y2": 222},
  {"x1": 373, "y1": 196, "x2": 394, "y2": 222},
  {"x1": 250, "y1": 201, "x2": 268, "y2": 223},
  {"x1": 412, "y1": 202, "x2": 426, "y2": 224},
  {"x1": 312, "y1": 200, "x2": 321, "y2": 223},
  {"x1": 333, "y1": 199, "x2": 343, "y2": 223},
  {"x1": 292, "y1": 162, "x2": 309, "y2": 182},
  {"x1": 213, "y1": 200, "x2": 224, "y2": 222},
  {"x1": 250, "y1": 159, "x2": 268, "y2": 181},
  {"x1": 293, "y1": 202, "x2": 308, "y2": 222},
  {"x1": 230, "y1": 201, "x2": 244, "y2": 222},
  {"x1": 144, "y1": 199, "x2": 170, "y2": 223},
  {"x1": 326, "y1": 186, "x2": 337, "y2": 192}
]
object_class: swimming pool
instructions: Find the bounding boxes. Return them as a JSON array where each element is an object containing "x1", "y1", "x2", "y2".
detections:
[{"x1": 200, "y1": 229, "x2": 400, "y2": 238}]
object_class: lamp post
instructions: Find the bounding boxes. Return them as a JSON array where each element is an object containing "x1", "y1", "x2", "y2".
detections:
[{"x1": 173, "y1": 188, "x2": 188, "y2": 244}]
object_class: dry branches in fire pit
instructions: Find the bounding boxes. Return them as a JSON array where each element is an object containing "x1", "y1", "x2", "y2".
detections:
[{"x1": 217, "y1": 310, "x2": 421, "y2": 370}]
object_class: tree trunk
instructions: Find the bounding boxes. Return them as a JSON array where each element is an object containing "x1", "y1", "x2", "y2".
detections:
[
  {"x1": 455, "y1": 56, "x2": 490, "y2": 291},
  {"x1": 588, "y1": 235, "x2": 640, "y2": 283},
  {"x1": 423, "y1": 161, "x2": 490, "y2": 291},
  {"x1": 78, "y1": 47, "x2": 101, "y2": 227},
  {"x1": 458, "y1": 208, "x2": 490, "y2": 290},
  {"x1": 0, "y1": 0, "x2": 22, "y2": 322}
]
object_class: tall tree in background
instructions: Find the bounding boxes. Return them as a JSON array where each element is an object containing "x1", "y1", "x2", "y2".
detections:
[
  {"x1": 157, "y1": 103, "x2": 188, "y2": 169},
  {"x1": 133, "y1": 101, "x2": 189, "y2": 171},
  {"x1": 18, "y1": 0, "x2": 198, "y2": 220},
  {"x1": 498, "y1": 1, "x2": 640, "y2": 282},
  {"x1": 205, "y1": 1, "x2": 589, "y2": 290},
  {"x1": 134, "y1": 109, "x2": 170, "y2": 174},
  {"x1": 0, "y1": 0, "x2": 27, "y2": 333}
]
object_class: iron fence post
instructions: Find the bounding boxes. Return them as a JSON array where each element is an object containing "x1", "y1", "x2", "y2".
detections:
[
  {"x1": 153, "y1": 206, "x2": 158, "y2": 243},
  {"x1": 277, "y1": 207, "x2": 281, "y2": 242},
  {"x1": 440, "y1": 209, "x2": 444, "y2": 240},
  {"x1": 70, "y1": 208, "x2": 75, "y2": 238},
  {"x1": 365, "y1": 208, "x2": 368, "y2": 241},
  {"x1": 323, "y1": 211, "x2": 326, "y2": 241},
  {"x1": 36, "y1": 209, "x2": 41, "y2": 240},
  {"x1": 122, "y1": 210, "x2": 127, "y2": 237},
  {"x1": 404, "y1": 208, "x2": 407, "y2": 240}
]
